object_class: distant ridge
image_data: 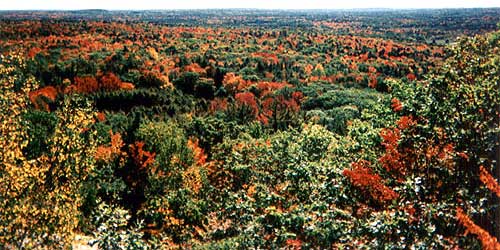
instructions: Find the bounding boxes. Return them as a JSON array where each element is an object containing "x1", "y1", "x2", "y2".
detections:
[
  {"x1": 71, "y1": 9, "x2": 109, "y2": 13},
  {"x1": 1, "y1": 7, "x2": 500, "y2": 12}
]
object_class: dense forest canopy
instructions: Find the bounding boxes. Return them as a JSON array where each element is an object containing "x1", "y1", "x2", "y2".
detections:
[{"x1": 0, "y1": 9, "x2": 500, "y2": 249}]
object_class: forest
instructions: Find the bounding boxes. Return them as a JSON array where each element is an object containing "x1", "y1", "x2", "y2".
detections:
[{"x1": 1, "y1": 8, "x2": 500, "y2": 249}]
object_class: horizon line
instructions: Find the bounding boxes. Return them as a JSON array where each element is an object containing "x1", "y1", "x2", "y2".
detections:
[{"x1": 2, "y1": 7, "x2": 500, "y2": 11}]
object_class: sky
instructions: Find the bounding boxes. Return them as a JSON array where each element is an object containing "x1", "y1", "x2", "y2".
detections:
[{"x1": 1, "y1": 0, "x2": 500, "y2": 10}]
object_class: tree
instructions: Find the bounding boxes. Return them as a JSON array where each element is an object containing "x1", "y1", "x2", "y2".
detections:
[
  {"x1": 0, "y1": 54, "x2": 97, "y2": 248},
  {"x1": 386, "y1": 28, "x2": 500, "y2": 247},
  {"x1": 173, "y1": 72, "x2": 199, "y2": 95}
]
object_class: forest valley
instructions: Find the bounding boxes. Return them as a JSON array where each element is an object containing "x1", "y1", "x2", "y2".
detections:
[{"x1": 1, "y1": 9, "x2": 500, "y2": 249}]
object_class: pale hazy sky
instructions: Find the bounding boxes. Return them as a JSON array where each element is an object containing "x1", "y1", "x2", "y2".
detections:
[{"x1": 1, "y1": 0, "x2": 500, "y2": 10}]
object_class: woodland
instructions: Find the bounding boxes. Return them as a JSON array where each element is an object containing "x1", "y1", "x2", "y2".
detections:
[{"x1": 1, "y1": 8, "x2": 500, "y2": 249}]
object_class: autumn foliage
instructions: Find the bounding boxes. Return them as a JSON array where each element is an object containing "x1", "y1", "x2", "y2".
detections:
[
  {"x1": 235, "y1": 92, "x2": 259, "y2": 118},
  {"x1": 1, "y1": 8, "x2": 499, "y2": 249},
  {"x1": 379, "y1": 127, "x2": 404, "y2": 175},
  {"x1": 343, "y1": 160, "x2": 399, "y2": 205},
  {"x1": 129, "y1": 141, "x2": 156, "y2": 170},
  {"x1": 29, "y1": 86, "x2": 58, "y2": 111},
  {"x1": 391, "y1": 98, "x2": 403, "y2": 112},
  {"x1": 95, "y1": 130, "x2": 125, "y2": 163},
  {"x1": 479, "y1": 165, "x2": 500, "y2": 198},
  {"x1": 456, "y1": 208, "x2": 500, "y2": 250}
]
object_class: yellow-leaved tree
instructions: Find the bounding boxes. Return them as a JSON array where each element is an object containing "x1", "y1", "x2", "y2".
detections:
[{"x1": 0, "y1": 54, "x2": 96, "y2": 249}]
